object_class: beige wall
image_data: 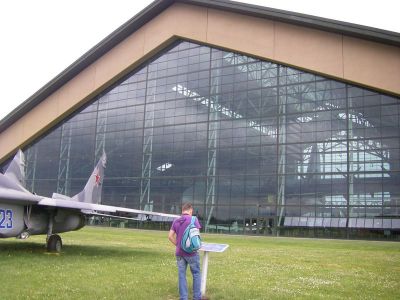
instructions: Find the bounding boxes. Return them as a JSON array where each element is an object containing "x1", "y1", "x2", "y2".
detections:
[{"x1": 1, "y1": 2, "x2": 399, "y2": 161}]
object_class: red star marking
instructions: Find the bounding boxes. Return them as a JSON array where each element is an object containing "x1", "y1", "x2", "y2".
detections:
[{"x1": 94, "y1": 173, "x2": 101, "y2": 186}]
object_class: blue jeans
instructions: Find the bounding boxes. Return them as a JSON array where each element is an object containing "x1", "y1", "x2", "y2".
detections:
[{"x1": 176, "y1": 254, "x2": 201, "y2": 300}]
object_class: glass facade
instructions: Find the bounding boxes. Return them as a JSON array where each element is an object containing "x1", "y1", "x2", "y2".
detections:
[{"x1": 20, "y1": 40, "x2": 400, "y2": 238}]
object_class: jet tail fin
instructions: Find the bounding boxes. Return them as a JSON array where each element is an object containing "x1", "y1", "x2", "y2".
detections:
[
  {"x1": 4, "y1": 149, "x2": 26, "y2": 187},
  {"x1": 72, "y1": 153, "x2": 106, "y2": 204}
]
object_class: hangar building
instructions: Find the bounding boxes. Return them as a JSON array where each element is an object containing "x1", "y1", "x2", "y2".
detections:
[{"x1": 1, "y1": 0, "x2": 399, "y2": 239}]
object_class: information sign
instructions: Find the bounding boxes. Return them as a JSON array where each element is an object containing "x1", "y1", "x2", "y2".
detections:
[{"x1": 199, "y1": 243, "x2": 229, "y2": 297}]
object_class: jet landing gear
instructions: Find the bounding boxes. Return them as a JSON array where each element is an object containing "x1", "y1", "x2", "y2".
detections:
[
  {"x1": 46, "y1": 210, "x2": 62, "y2": 252},
  {"x1": 47, "y1": 234, "x2": 62, "y2": 252}
]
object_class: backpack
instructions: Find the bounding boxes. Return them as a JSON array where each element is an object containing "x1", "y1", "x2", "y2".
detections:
[{"x1": 180, "y1": 216, "x2": 202, "y2": 253}]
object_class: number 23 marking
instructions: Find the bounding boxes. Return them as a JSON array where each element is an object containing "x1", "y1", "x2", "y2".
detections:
[{"x1": 0, "y1": 209, "x2": 13, "y2": 229}]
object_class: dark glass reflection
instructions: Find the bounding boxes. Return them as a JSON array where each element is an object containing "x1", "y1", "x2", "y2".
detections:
[{"x1": 22, "y1": 40, "x2": 400, "y2": 237}]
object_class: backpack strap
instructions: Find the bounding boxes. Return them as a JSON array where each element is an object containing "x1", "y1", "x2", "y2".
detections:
[{"x1": 190, "y1": 216, "x2": 196, "y2": 226}]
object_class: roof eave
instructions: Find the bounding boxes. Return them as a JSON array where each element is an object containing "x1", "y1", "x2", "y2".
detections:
[{"x1": 190, "y1": 0, "x2": 400, "y2": 46}]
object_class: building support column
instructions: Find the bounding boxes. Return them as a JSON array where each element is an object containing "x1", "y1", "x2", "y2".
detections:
[
  {"x1": 25, "y1": 147, "x2": 38, "y2": 194},
  {"x1": 276, "y1": 66, "x2": 286, "y2": 236},
  {"x1": 277, "y1": 107, "x2": 286, "y2": 235},
  {"x1": 205, "y1": 54, "x2": 221, "y2": 230},
  {"x1": 57, "y1": 122, "x2": 72, "y2": 195},
  {"x1": 94, "y1": 100, "x2": 108, "y2": 168},
  {"x1": 346, "y1": 86, "x2": 353, "y2": 238},
  {"x1": 140, "y1": 76, "x2": 155, "y2": 211}
]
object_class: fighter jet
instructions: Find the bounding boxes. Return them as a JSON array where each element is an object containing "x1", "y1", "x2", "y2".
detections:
[{"x1": 0, "y1": 150, "x2": 179, "y2": 252}]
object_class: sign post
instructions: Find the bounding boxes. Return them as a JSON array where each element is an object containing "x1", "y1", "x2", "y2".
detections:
[{"x1": 199, "y1": 243, "x2": 229, "y2": 298}]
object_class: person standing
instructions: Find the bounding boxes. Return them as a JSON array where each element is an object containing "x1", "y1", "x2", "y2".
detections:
[{"x1": 168, "y1": 203, "x2": 202, "y2": 300}]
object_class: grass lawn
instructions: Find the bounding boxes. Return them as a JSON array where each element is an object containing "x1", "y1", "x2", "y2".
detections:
[{"x1": 1, "y1": 226, "x2": 399, "y2": 300}]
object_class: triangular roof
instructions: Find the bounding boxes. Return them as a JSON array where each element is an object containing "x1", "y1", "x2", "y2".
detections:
[{"x1": 0, "y1": 0, "x2": 399, "y2": 161}]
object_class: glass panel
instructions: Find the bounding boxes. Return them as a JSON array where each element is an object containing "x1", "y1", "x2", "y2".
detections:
[{"x1": 16, "y1": 39, "x2": 399, "y2": 238}]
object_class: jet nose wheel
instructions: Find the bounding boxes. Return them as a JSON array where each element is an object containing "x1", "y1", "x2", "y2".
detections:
[{"x1": 47, "y1": 234, "x2": 62, "y2": 252}]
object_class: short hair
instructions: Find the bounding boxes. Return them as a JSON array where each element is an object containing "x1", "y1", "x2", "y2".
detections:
[{"x1": 182, "y1": 203, "x2": 193, "y2": 212}]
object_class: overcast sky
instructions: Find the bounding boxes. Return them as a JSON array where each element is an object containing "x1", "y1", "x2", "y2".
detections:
[{"x1": 0, "y1": 0, "x2": 399, "y2": 121}]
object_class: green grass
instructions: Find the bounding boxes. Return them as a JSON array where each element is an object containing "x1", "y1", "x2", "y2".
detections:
[{"x1": 1, "y1": 227, "x2": 399, "y2": 300}]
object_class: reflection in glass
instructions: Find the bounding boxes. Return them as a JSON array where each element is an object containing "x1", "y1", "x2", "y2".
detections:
[{"x1": 20, "y1": 40, "x2": 400, "y2": 238}]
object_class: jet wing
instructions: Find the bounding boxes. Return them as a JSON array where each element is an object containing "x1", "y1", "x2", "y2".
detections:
[
  {"x1": 0, "y1": 186, "x2": 43, "y2": 204},
  {"x1": 38, "y1": 197, "x2": 179, "y2": 222}
]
